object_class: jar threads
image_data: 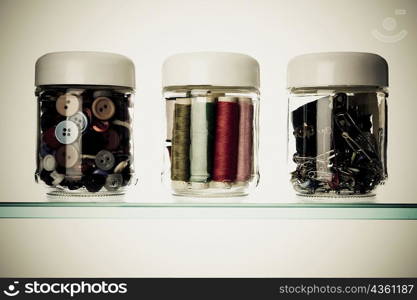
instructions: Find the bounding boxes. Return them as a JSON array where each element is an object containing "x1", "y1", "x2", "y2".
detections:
[{"x1": 162, "y1": 52, "x2": 260, "y2": 197}]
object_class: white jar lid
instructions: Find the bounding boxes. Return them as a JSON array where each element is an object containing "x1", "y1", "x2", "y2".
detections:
[
  {"x1": 35, "y1": 51, "x2": 135, "y2": 88},
  {"x1": 162, "y1": 52, "x2": 260, "y2": 89},
  {"x1": 287, "y1": 52, "x2": 388, "y2": 88}
]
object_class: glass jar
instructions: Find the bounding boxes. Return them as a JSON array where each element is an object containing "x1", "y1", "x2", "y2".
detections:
[
  {"x1": 35, "y1": 51, "x2": 136, "y2": 197},
  {"x1": 162, "y1": 52, "x2": 260, "y2": 197},
  {"x1": 287, "y1": 52, "x2": 388, "y2": 197}
]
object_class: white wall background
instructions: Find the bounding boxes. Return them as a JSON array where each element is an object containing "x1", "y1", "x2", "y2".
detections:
[{"x1": 0, "y1": 0, "x2": 416, "y2": 276}]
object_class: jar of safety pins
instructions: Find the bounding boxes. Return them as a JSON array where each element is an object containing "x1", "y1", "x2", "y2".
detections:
[
  {"x1": 35, "y1": 51, "x2": 135, "y2": 198},
  {"x1": 162, "y1": 52, "x2": 260, "y2": 197},
  {"x1": 287, "y1": 52, "x2": 388, "y2": 197}
]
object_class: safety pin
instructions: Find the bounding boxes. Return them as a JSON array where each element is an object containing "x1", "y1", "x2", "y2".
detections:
[
  {"x1": 336, "y1": 113, "x2": 378, "y2": 153},
  {"x1": 307, "y1": 170, "x2": 332, "y2": 180},
  {"x1": 341, "y1": 132, "x2": 372, "y2": 161}
]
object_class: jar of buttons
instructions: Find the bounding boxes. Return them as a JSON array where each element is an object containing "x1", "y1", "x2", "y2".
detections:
[{"x1": 35, "y1": 51, "x2": 136, "y2": 198}]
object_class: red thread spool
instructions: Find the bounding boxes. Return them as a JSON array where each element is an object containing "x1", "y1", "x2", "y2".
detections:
[{"x1": 212, "y1": 97, "x2": 240, "y2": 182}]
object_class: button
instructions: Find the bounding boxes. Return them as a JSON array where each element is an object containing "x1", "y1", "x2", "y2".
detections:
[
  {"x1": 83, "y1": 172, "x2": 106, "y2": 193},
  {"x1": 114, "y1": 160, "x2": 129, "y2": 173},
  {"x1": 92, "y1": 97, "x2": 115, "y2": 120},
  {"x1": 62, "y1": 178, "x2": 83, "y2": 190},
  {"x1": 104, "y1": 174, "x2": 123, "y2": 191},
  {"x1": 50, "y1": 171, "x2": 65, "y2": 186},
  {"x1": 42, "y1": 127, "x2": 61, "y2": 149},
  {"x1": 114, "y1": 100, "x2": 130, "y2": 121},
  {"x1": 95, "y1": 150, "x2": 115, "y2": 171},
  {"x1": 93, "y1": 90, "x2": 112, "y2": 98},
  {"x1": 81, "y1": 131, "x2": 106, "y2": 155},
  {"x1": 40, "y1": 112, "x2": 63, "y2": 131},
  {"x1": 66, "y1": 88, "x2": 84, "y2": 96},
  {"x1": 121, "y1": 168, "x2": 132, "y2": 185},
  {"x1": 66, "y1": 163, "x2": 82, "y2": 179},
  {"x1": 93, "y1": 169, "x2": 108, "y2": 176},
  {"x1": 40, "y1": 143, "x2": 54, "y2": 157},
  {"x1": 92, "y1": 120, "x2": 109, "y2": 132},
  {"x1": 39, "y1": 169, "x2": 54, "y2": 186},
  {"x1": 40, "y1": 91, "x2": 60, "y2": 104},
  {"x1": 103, "y1": 129, "x2": 120, "y2": 150},
  {"x1": 83, "y1": 108, "x2": 93, "y2": 125},
  {"x1": 69, "y1": 112, "x2": 88, "y2": 132},
  {"x1": 42, "y1": 154, "x2": 56, "y2": 171},
  {"x1": 55, "y1": 145, "x2": 80, "y2": 168},
  {"x1": 56, "y1": 93, "x2": 80, "y2": 117},
  {"x1": 81, "y1": 159, "x2": 95, "y2": 174},
  {"x1": 55, "y1": 120, "x2": 79, "y2": 144}
]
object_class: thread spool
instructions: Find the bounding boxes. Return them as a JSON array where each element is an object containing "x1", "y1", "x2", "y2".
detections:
[
  {"x1": 236, "y1": 97, "x2": 253, "y2": 184},
  {"x1": 171, "y1": 98, "x2": 191, "y2": 186},
  {"x1": 212, "y1": 96, "x2": 239, "y2": 185},
  {"x1": 165, "y1": 98, "x2": 175, "y2": 141},
  {"x1": 190, "y1": 96, "x2": 216, "y2": 185},
  {"x1": 165, "y1": 98, "x2": 175, "y2": 158}
]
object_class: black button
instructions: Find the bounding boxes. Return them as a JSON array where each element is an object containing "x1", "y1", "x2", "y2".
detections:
[
  {"x1": 81, "y1": 130, "x2": 106, "y2": 155},
  {"x1": 83, "y1": 172, "x2": 106, "y2": 193},
  {"x1": 39, "y1": 170, "x2": 54, "y2": 186}
]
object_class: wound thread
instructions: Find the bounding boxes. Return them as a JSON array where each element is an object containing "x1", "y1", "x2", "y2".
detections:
[
  {"x1": 190, "y1": 96, "x2": 216, "y2": 182},
  {"x1": 236, "y1": 97, "x2": 253, "y2": 182},
  {"x1": 171, "y1": 98, "x2": 191, "y2": 181},
  {"x1": 165, "y1": 99, "x2": 176, "y2": 159},
  {"x1": 165, "y1": 99, "x2": 175, "y2": 142},
  {"x1": 212, "y1": 97, "x2": 240, "y2": 182}
]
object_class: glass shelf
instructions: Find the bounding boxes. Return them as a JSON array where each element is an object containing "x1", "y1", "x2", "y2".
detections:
[{"x1": 0, "y1": 202, "x2": 416, "y2": 220}]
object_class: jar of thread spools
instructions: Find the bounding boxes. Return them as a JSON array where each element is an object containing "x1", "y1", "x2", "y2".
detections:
[
  {"x1": 35, "y1": 51, "x2": 135, "y2": 198},
  {"x1": 287, "y1": 52, "x2": 388, "y2": 197},
  {"x1": 162, "y1": 52, "x2": 260, "y2": 197}
]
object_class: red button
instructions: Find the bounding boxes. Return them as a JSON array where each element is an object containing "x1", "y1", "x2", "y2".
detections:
[
  {"x1": 103, "y1": 129, "x2": 120, "y2": 150},
  {"x1": 42, "y1": 127, "x2": 61, "y2": 149}
]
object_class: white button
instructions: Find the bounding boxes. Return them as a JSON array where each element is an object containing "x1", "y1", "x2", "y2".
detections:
[
  {"x1": 114, "y1": 160, "x2": 129, "y2": 173},
  {"x1": 104, "y1": 174, "x2": 123, "y2": 191},
  {"x1": 93, "y1": 90, "x2": 113, "y2": 98},
  {"x1": 95, "y1": 150, "x2": 115, "y2": 171},
  {"x1": 69, "y1": 112, "x2": 88, "y2": 132},
  {"x1": 42, "y1": 154, "x2": 56, "y2": 171},
  {"x1": 56, "y1": 93, "x2": 80, "y2": 117},
  {"x1": 50, "y1": 171, "x2": 65, "y2": 186},
  {"x1": 55, "y1": 120, "x2": 79, "y2": 144}
]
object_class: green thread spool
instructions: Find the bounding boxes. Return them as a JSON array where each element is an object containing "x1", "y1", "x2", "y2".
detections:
[
  {"x1": 190, "y1": 96, "x2": 216, "y2": 184},
  {"x1": 171, "y1": 98, "x2": 191, "y2": 183}
]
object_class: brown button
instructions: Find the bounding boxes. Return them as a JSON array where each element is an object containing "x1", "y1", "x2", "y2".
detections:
[
  {"x1": 55, "y1": 145, "x2": 80, "y2": 168},
  {"x1": 103, "y1": 129, "x2": 120, "y2": 150},
  {"x1": 56, "y1": 93, "x2": 80, "y2": 117},
  {"x1": 92, "y1": 97, "x2": 115, "y2": 120}
]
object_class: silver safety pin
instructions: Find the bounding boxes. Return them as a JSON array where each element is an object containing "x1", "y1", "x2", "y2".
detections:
[{"x1": 341, "y1": 132, "x2": 372, "y2": 161}]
